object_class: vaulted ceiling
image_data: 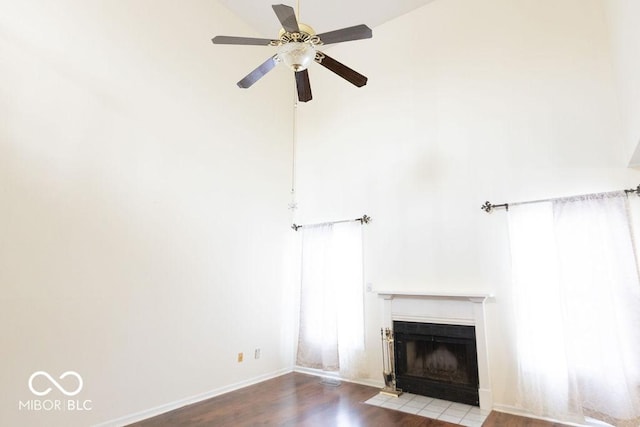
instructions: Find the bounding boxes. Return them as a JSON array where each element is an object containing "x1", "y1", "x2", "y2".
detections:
[{"x1": 217, "y1": 0, "x2": 435, "y2": 38}]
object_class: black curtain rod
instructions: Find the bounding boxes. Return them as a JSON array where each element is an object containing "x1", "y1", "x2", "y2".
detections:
[
  {"x1": 292, "y1": 214, "x2": 371, "y2": 231},
  {"x1": 481, "y1": 185, "x2": 640, "y2": 213}
]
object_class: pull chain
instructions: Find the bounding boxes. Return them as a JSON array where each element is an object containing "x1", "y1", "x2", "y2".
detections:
[
  {"x1": 288, "y1": 82, "x2": 298, "y2": 213},
  {"x1": 289, "y1": 0, "x2": 301, "y2": 217}
]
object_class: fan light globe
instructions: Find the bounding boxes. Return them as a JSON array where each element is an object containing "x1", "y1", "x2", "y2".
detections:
[{"x1": 277, "y1": 42, "x2": 315, "y2": 72}]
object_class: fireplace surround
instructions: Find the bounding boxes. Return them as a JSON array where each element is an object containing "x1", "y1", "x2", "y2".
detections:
[{"x1": 378, "y1": 291, "x2": 493, "y2": 410}]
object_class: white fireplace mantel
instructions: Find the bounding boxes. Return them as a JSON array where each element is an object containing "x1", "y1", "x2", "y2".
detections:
[
  {"x1": 378, "y1": 290, "x2": 492, "y2": 304},
  {"x1": 378, "y1": 290, "x2": 494, "y2": 410}
]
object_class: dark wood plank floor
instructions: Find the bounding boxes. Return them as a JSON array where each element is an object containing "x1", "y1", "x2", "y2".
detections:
[
  {"x1": 482, "y1": 411, "x2": 569, "y2": 427},
  {"x1": 126, "y1": 372, "x2": 568, "y2": 427}
]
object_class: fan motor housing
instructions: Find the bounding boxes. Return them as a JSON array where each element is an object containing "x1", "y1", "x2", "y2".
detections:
[{"x1": 278, "y1": 23, "x2": 316, "y2": 39}]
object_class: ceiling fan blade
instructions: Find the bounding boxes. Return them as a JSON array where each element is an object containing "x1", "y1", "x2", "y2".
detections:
[
  {"x1": 237, "y1": 55, "x2": 279, "y2": 89},
  {"x1": 272, "y1": 4, "x2": 299, "y2": 33},
  {"x1": 295, "y1": 70, "x2": 312, "y2": 102},
  {"x1": 316, "y1": 24, "x2": 373, "y2": 45},
  {"x1": 315, "y1": 52, "x2": 368, "y2": 87},
  {"x1": 212, "y1": 35, "x2": 275, "y2": 46}
]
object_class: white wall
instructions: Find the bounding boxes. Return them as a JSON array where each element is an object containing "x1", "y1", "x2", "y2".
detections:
[
  {"x1": 294, "y1": 0, "x2": 640, "y2": 409},
  {"x1": 0, "y1": 1, "x2": 296, "y2": 425},
  {"x1": 3, "y1": 0, "x2": 640, "y2": 424},
  {"x1": 603, "y1": 0, "x2": 640, "y2": 166}
]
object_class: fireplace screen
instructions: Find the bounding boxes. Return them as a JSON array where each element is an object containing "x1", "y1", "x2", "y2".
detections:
[{"x1": 394, "y1": 321, "x2": 479, "y2": 406}]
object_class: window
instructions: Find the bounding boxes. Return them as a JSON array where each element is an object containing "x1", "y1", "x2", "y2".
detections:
[
  {"x1": 296, "y1": 221, "x2": 365, "y2": 378},
  {"x1": 508, "y1": 193, "x2": 640, "y2": 426}
]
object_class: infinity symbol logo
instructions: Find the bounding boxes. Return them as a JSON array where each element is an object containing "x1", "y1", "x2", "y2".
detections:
[{"x1": 28, "y1": 371, "x2": 83, "y2": 396}]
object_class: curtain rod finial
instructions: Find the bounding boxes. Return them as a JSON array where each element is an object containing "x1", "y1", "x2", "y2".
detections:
[
  {"x1": 482, "y1": 201, "x2": 509, "y2": 213},
  {"x1": 624, "y1": 184, "x2": 640, "y2": 197}
]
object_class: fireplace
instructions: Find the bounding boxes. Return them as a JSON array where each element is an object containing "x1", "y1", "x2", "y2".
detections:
[
  {"x1": 378, "y1": 290, "x2": 493, "y2": 410},
  {"x1": 394, "y1": 321, "x2": 479, "y2": 406}
]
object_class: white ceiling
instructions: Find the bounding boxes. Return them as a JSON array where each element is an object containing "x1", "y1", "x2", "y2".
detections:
[{"x1": 217, "y1": 0, "x2": 435, "y2": 38}]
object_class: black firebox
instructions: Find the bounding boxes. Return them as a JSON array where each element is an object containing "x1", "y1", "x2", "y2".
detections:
[{"x1": 393, "y1": 321, "x2": 479, "y2": 406}]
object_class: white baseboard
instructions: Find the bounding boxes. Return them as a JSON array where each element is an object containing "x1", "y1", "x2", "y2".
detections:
[
  {"x1": 492, "y1": 404, "x2": 613, "y2": 427},
  {"x1": 93, "y1": 368, "x2": 292, "y2": 427},
  {"x1": 293, "y1": 365, "x2": 385, "y2": 389}
]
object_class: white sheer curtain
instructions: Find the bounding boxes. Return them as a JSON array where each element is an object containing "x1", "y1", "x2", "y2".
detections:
[
  {"x1": 296, "y1": 221, "x2": 366, "y2": 379},
  {"x1": 508, "y1": 192, "x2": 640, "y2": 426}
]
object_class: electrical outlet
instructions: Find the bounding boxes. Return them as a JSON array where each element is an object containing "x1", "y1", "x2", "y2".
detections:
[
  {"x1": 237, "y1": 352, "x2": 243, "y2": 362},
  {"x1": 254, "y1": 348, "x2": 261, "y2": 359}
]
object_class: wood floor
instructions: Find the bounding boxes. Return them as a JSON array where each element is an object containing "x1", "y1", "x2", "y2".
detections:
[{"x1": 127, "y1": 372, "x2": 569, "y2": 427}]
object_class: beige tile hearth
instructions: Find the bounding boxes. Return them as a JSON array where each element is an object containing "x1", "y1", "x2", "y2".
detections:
[{"x1": 365, "y1": 392, "x2": 490, "y2": 427}]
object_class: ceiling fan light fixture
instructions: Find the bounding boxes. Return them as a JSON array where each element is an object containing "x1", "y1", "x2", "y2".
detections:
[
  {"x1": 211, "y1": 4, "x2": 372, "y2": 102},
  {"x1": 277, "y1": 42, "x2": 316, "y2": 72}
]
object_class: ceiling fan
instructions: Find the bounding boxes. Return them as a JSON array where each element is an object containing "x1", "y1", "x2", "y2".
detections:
[{"x1": 212, "y1": 4, "x2": 372, "y2": 102}]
